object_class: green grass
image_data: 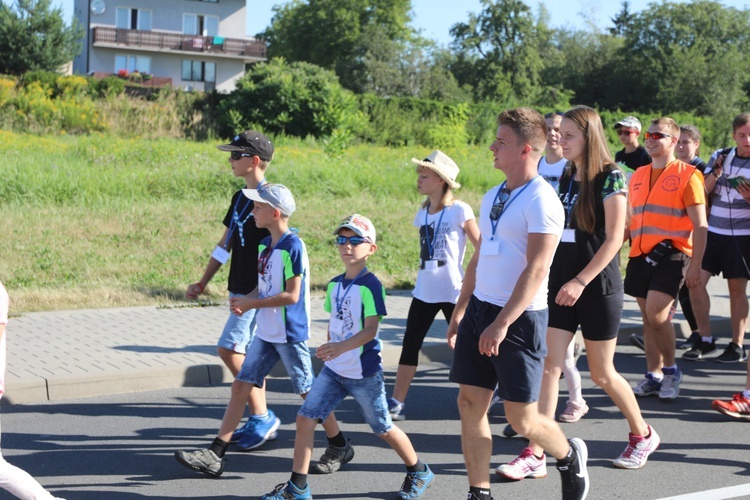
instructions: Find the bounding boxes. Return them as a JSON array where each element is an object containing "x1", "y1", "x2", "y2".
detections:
[{"x1": 0, "y1": 131, "x2": 500, "y2": 313}]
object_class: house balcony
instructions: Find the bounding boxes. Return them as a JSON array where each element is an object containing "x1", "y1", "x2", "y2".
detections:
[{"x1": 91, "y1": 26, "x2": 267, "y2": 61}]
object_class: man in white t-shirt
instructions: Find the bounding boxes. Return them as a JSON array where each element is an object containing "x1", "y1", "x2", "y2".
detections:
[
  {"x1": 538, "y1": 111, "x2": 568, "y2": 191},
  {"x1": 447, "y1": 108, "x2": 589, "y2": 500},
  {"x1": 0, "y1": 282, "x2": 63, "y2": 499}
]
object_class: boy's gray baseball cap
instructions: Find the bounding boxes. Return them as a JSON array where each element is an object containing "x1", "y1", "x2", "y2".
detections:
[
  {"x1": 217, "y1": 130, "x2": 274, "y2": 161},
  {"x1": 614, "y1": 116, "x2": 642, "y2": 132},
  {"x1": 242, "y1": 183, "x2": 296, "y2": 217}
]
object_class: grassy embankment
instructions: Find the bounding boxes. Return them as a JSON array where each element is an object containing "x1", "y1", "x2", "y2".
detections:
[{"x1": 0, "y1": 131, "x2": 503, "y2": 313}]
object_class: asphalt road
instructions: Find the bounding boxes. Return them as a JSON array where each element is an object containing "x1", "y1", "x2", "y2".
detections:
[{"x1": 1, "y1": 349, "x2": 750, "y2": 499}]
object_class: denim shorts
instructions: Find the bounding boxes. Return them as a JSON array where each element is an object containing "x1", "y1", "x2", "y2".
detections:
[
  {"x1": 217, "y1": 293, "x2": 258, "y2": 354},
  {"x1": 449, "y1": 295, "x2": 548, "y2": 403},
  {"x1": 298, "y1": 365, "x2": 393, "y2": 435},
  {"x1": 236, "y1": 337, "x2": 314, "y2": 395}
]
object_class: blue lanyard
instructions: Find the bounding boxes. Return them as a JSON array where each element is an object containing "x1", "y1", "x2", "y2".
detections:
[
  {"x1": 564, "y1": 177, "x2": 577, "y2": 229},
  {"x1": 335, "y1": 267, "x2": 368, "y2": 313},
  {"x1": 424, "y1": 204, "x2": 446, "y2": 260},
  {"x1": 490, "y1": 177, "x2": 537, "y2": 240},
  {"x1": 227, "y1": 179, "x2": 266, "y2": 248},
  {"x1": 258, "y1": 230, "x2": 290, "y2": 277}
]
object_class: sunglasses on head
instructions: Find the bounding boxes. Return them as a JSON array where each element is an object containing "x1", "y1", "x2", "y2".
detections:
[
  {"x1": 617, "y1": 129, "x2": 636, "y2": 136},
  {"x1": 230, "y1": 150, "x2": 252, "y2": 160},
  {"x1": 489, "y1": 189, "x2": 511, "y2": 221},
  {"x1": 336, "y1": 235, "x2": 368, "y2": 246},
  {"x1": 644, "y1": 132, "x2": 672, "y2": 140}
]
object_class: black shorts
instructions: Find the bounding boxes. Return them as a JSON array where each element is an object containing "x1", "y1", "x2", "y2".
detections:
[
  {"x1": 548, "y1": 288, "x2": 623, "y2": 341},
  {"x1": 449, "y1": 295, "x2": 547, "y2": 403},
  {"x1": 702, "y1": 232, "x2": 750, "y2": 279},
  {"x1": 624, "y1": 253, "x2": 689, "y2": 299}
]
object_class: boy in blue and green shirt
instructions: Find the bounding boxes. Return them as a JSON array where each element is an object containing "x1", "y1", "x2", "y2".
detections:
[{"x1": 261, "y1": 214, "x2": 435, "y2": 500}]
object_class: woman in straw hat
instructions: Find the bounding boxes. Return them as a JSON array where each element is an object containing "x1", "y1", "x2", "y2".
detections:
[{"x1": 387, "y1": 150, "x2": 480, "y2": 421}]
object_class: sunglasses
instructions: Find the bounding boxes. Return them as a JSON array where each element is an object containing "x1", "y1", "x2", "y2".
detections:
[
  {"x1": 545, "y1": 111, "x2": 564, "y2": 118},
  {"x1": 230, "y1": 151, "x2": 252, "y2": 160},
  {"x1": 617, "y1": 129, "x2": 637, "y2": 136},
  {"x1": 335, "y1": 235, "x2": 369, "y2": 246},
  {"x1": 489, "y1": 189, "x2": 511, "y2": 221},
  {"x1": 644, "y1": 132, "x2": 672, "y2": 140}
]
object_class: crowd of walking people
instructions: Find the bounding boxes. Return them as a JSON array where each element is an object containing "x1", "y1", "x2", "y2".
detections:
[{"x1": 163, "y1": 106, "x2": 750, "y2": 500}]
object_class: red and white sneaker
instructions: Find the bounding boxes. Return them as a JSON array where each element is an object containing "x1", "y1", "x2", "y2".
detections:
[
  {"x1": 495, "y1": 447, "x2": 547, "y2": 480},
  {"x1": 712, "y1": 393, "x2": 750, "y2": 420},
  {"x1": 612, "y1": 425, "x2": 660, "y2": 469}
]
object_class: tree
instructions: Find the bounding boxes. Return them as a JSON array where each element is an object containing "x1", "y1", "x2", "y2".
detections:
[
  {"x1": 260, "y1": 0, "x2": 412, "y2": 90},
  {"x1": 448, "y1": 0, "x2": 546, "y2": 102},
  {"x1": 0, "y1": 0, "x2": 83, "y2": 75},
  {"x1": 219, "y1": 58, "x2": 361, "y2": 139},
  {"x1": 611, "y1": 0, "x2": 750, "y2": 115},
  {"x1": 608, "y1": 1, "x2": 632, "y2": 36}
]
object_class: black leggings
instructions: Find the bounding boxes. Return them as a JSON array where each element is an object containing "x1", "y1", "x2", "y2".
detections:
[
  {"x1": 398, "y1": 298, "x2": 455, "y2": 366},
  {"x1": 677, "y1": 283, "x2": 698, "y2": 332}
]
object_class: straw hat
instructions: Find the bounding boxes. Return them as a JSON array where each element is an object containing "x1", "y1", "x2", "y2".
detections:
[{"x1": 411, "y1": 150, "x2": 461, "y2": 189}]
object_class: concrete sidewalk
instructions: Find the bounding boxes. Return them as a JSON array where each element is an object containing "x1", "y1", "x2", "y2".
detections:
[{"x1": 4, "y1": 279, "x2": 736, "y2": 404}]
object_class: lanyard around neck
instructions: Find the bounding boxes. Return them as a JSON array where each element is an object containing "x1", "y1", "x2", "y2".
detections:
[
  {"x1": 490, "y1": 176, "x2": 537, "y2": 240},
  {"x1": 335, "y1": 267, "x2": 368, "y2": 313},
  {"x1": 227, "y1": 179, "x2": 267, "y2": 248},
  {"x1": 424, "y1": 204, "x2": 446, "y2": 260},
  {"x1": 258, "y1": 230, "x2": 290, "y2": 276}
]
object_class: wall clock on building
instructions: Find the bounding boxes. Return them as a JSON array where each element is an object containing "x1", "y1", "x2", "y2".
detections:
[{"x1": 90, "y1": 0, "x2": 106, "y2": 15}]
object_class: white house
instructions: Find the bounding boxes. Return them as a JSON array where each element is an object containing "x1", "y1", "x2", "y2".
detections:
[{"x1": 72, "y1": 0, "x2": 267, "y2": 92}]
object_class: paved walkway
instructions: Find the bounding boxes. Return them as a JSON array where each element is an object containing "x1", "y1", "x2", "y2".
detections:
[{"x1": 5, "y1": 279, "x2": 734, "y2": 404}]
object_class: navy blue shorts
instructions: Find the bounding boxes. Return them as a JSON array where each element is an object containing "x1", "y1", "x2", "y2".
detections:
[{"x1": 449, "y1": 295, "x2": 547, "y2": 403}]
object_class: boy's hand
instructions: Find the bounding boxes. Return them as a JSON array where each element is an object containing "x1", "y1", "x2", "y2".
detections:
[
  {"x1": 316, "y1": 341, "x2": 347, "y2": 361},
  {"x1": 186, "y1": 282, "x2": 204, "y2": 300},
  {"x1": 230, "y1": 296, "x2": 253, "y2": 316}
]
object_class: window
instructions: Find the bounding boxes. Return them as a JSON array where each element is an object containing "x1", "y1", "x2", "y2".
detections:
[
  {"x1": 182, "y1": 60, "x2": 216, "y2": 82},
  {"x1": 115, "y1": 54, "x2": 151, "y2": 74},
  {"x1": 115, "y1": 7, "x2": 152, "y2": 30},
  {"x1": 183, "y1": 13, "x2": 219, "y2": 36}
]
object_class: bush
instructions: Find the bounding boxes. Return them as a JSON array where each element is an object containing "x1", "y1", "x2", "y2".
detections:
[{"x1": 90, "y1": 76, "x2": 125, "y2": 98}]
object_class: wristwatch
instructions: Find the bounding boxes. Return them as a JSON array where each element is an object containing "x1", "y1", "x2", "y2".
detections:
[{"x1": 712, "y1": 169, "x2": 722, "y2": 178}]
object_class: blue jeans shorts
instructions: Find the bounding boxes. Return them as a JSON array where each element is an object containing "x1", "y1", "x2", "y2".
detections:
[
  {"x1": 217, "y1": 293, "x2": 258, "y2": 354},
  {"x1": 236, "y1": 337, "x2": 314, "y2": 395},
  {"x1": 298, "y1": 365, "x2": 393, "y2": 435}
]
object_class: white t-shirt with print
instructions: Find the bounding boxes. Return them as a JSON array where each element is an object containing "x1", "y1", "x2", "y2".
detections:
[
  {"x1": 475, "y1": 176, "x2": 564, "y2": 311},
  {"x1": 538, "y1": 157, "x2": 567, "y2": 192},
  {"x1": 0, "y1": 282, "x2": 7, "y2": 399},
  {"x1": 412, "y1": 201, "x2": 475, "y2": 304}
]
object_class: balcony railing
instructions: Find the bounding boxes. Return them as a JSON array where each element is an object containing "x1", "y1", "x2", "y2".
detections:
[{"x1": 92, "y1": 27, "x2": 267, "y2": 59}]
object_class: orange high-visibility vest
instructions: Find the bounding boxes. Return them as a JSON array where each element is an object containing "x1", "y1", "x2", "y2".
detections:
[{"x1": 628, "y1": 160, "x2": 697, "y2": 258}]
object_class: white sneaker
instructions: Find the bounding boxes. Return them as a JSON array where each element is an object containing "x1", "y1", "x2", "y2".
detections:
[
  {"x1": 495, "y1": 447, "x2": 547, "y2": 480},
  {"x1": 613, "y1": 425, "x2": 660, "y2": 469},
  {"x1": 659, "y1": 369, "x2": 683, "y2": 400}
]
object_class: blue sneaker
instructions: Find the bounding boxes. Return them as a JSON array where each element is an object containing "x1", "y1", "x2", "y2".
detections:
[
  {"x1": 633, "y1": 373, "x2": 661, "y2": 397},
  {"x1": 260, "y1": 480, "x2": 312, "y2": 500},
  {"x1": 231, "y1": 417, "x2": 278, "y2": 443},
  {"x1": 236, "y1": 410, "x2": 281, "y2": 451},
  {"x1": 388, "y1": 397, "x2": 406, "y2": 421},
  {"x1": 659, "y1": 367, "x2": 683, "y2": 400},
  {"x1": 397, "y1": 464, "x2": 434, "y2": 499}
]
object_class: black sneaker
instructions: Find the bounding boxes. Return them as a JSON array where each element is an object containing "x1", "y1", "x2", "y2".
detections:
[
  {"x1": 174, "y1": 449, "x2": 225, "y2": 477},
  {"x1": 502, "y1": 423, "x2": 518, "y2": 437},
  {"x1": 678, "y1": 331, "x2": 701, "y2": 350},
  {"x1": 629, "y1": 334, "x2": 645, "y2": 351},
  {"x1": 310, "y1": 439, "x2": 354, "y2": 474},
  {"x1": 467, "y1": 491, "x2": 495, "y2": 500},
  {"x1": 715, "y1": 342, "x2": 748, "y2": 363},
  {"x1": 557, "y1": 438, "x2": 589, "y2": 500},
  {"x1": 683, "y1": 339, "x2": 718, "y2": 361}
]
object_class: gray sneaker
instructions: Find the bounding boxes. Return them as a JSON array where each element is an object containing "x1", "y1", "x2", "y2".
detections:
[
  {"x1": 715, "y1": 342, "x2": 748, "y2": 363},
  {"x1": 633, "y1": 374, "x2": 661, "y2": 397},
  {"x1": 310, "y1": 439, "x2": 355, "y2": 474},
  {"x1": 174, "y1": 449, "x2": 225, "y2": 477},
  {"x1": 659, "y1": 369, "x2": 683, "y2": 400}
]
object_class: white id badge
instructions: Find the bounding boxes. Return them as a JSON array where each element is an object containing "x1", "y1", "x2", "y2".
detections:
[
  {"x1": 211, "y1": 245, "x2": 230, "y2": 264},
  {"x1": 561, "y1": 228, "x2": 576, "y2": 243},
  {"x1": 425, "y1": 260, "x2": 438, "y2": 271},
  {"x1": 480, "y1": 238, "x2": 501, "y2": 256}
]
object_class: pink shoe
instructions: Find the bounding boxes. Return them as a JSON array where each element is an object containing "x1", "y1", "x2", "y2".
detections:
[
  {"x1": 558, "y1": 401, "x2": 589, "y2": 423},
  {"x1": 495, "y1": 447, "x2": 547, "y2": 480},
  {"x1": 613, "y1": 425, "x2": 660, "y2": 469}
]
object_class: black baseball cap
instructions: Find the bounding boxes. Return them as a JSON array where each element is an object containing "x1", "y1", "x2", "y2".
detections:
[{"x1": 217, "y1": 130, "x2": 274, "y2": 161}]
